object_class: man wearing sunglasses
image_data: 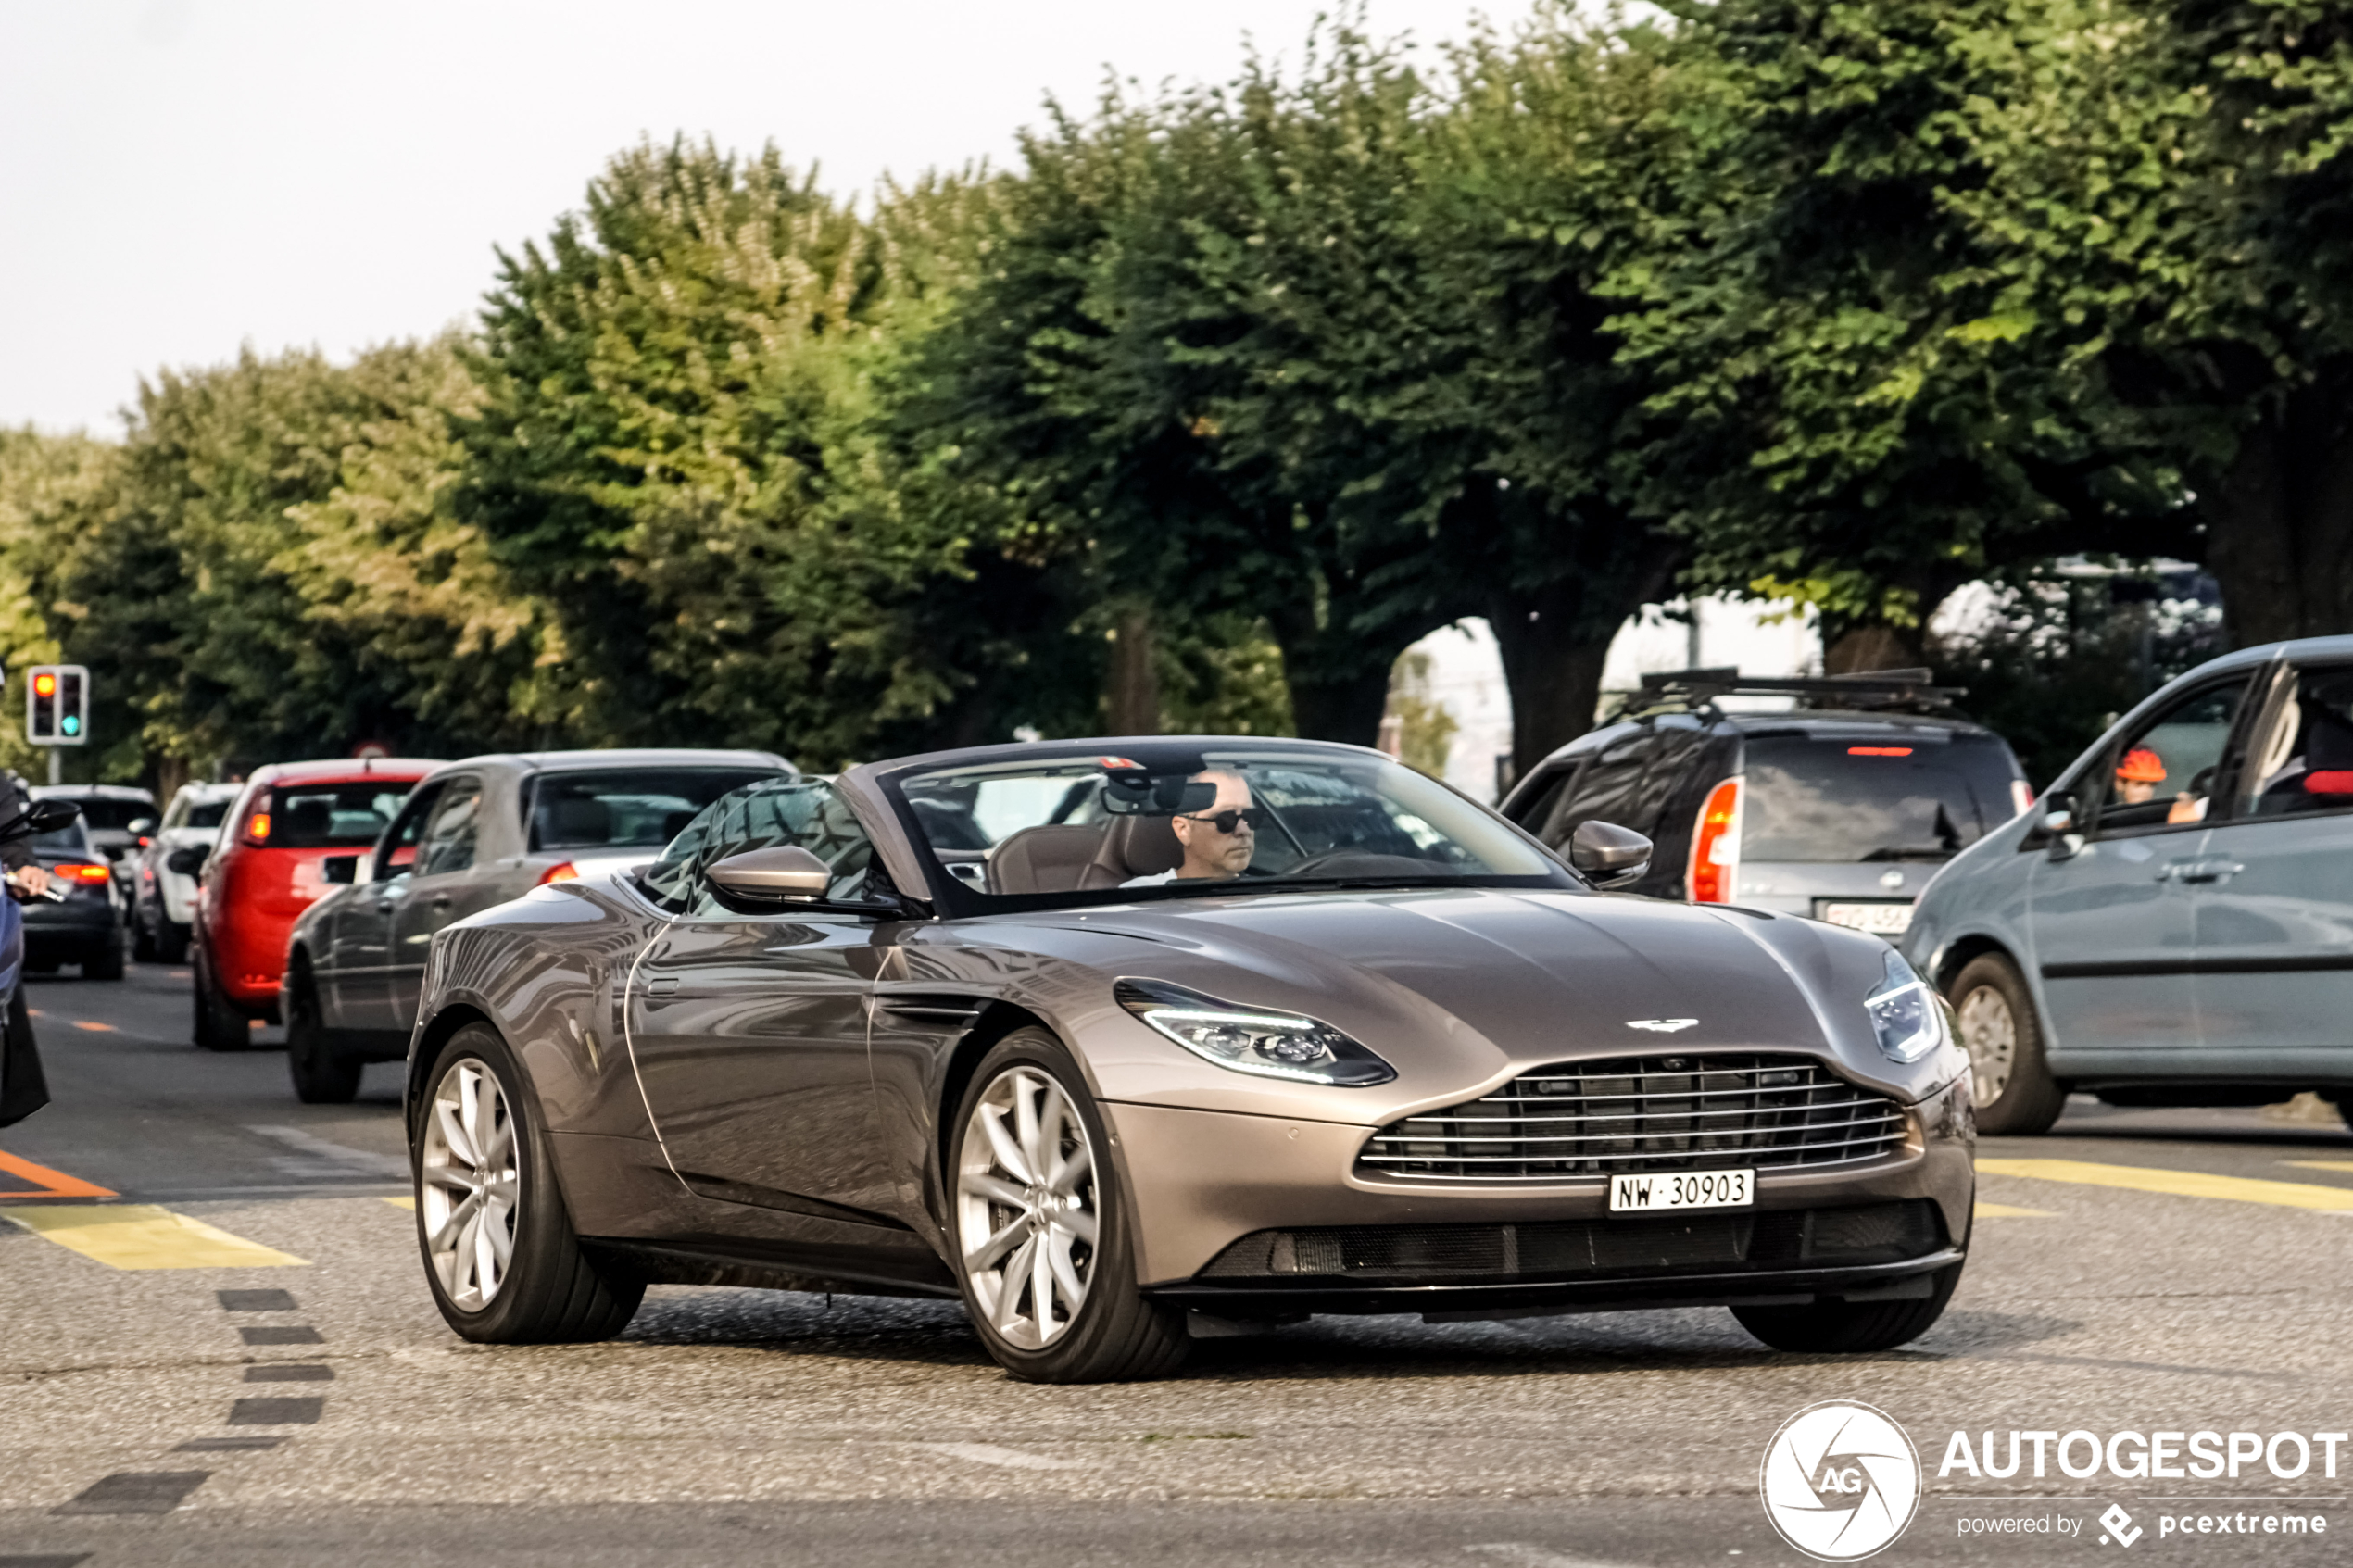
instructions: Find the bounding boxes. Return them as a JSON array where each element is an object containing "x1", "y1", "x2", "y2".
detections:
[{"x1": 1122, "y1": 770, "x2": 1257, "y2": 886}]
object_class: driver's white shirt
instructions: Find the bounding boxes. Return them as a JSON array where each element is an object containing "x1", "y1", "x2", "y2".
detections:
[{"x1": 1120, "y1": 870, "x2": 1178, "y2": 888}]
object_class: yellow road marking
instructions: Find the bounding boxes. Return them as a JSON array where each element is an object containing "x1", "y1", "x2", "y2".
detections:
[
  {"x1": 1, "y1": 1205, "x2": 308, "y2": 1269},
  {"x1": 384, "y1": 1196, "x2": 415, "y2": 1210},
  {"x1": 1979, "y1": 1158, "x2": 2353, "y2": 1211},
  {"x1": 0, "y1": 1149, "x2": 117, "y2": 1198},
  {"x1": 2284, "y1": 1160, "x2": 2353, "y2": 1175},
  {"x1": 1973, "y1": 1201, "x2": 2054, "y2": 1218},
  {"x1": 71, "y1": 1021, "x2": 114, "y2": 1033}
]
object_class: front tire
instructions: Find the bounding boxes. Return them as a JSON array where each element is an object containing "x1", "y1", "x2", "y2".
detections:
[
  {"x1": 414, "y1": 1024, "x2": 643, "y2": 1343},
  {"x1": 285, "y1": 974, "x2": 360, "y2": 1104},
  {"x1": 1731, "y1": 1261, "x2": 1964, "y2": 1353},
  {"x1": 1947, "y1": 953, "x2": 2064, "y2": 1135},
  {"x1": 947, "y1": 1030, "x2": 1189, "y2": 1383},
  {"x1": 191, "y1": 944, "x2": 249, "y2": 1051}
]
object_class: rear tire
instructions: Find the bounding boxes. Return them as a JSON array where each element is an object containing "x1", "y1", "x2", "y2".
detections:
[
  {"x1": 285, "y1": 974, "x2": 360, "y2": 1104},
  {"x1": 413, "y1": 1024, "x2": 643, "y2": 1343},
  {"x1": 1947, "y1": 953, "x2": 2064, "y2": 1135},
  {"x1": 82, "y1": 932, "x2": 125, "y2": 982},
  {"x1": 191, "y1": 944, "x2": 249, "y2": 1051},
  {"x1": 947, "y1": 1029, "x2": 1189, "y2": 1383},
  {"x1": 1731, "y1": 1261, "x2": 1964, "y2": 1353}
]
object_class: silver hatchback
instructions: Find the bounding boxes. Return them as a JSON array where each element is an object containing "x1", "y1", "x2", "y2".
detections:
[{"x1": 1905, "y1": 637, "x2": 2353, "y2": 1134}]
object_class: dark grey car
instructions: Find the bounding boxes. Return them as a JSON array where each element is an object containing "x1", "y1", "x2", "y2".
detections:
[{"x1": 282, "y1": 748, "x2": 791, "y2": 1101}]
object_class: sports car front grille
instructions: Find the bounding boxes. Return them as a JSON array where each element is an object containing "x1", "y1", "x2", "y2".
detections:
[
  {"x1": 1355, "y1": 1052, "x2": 1909, "y2": 1183},
  {"x1": 1199, "y1": 1200, "x2": 1944, "y2": 1282}
]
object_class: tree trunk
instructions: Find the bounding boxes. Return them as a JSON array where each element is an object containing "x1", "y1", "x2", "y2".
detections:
[
  {"x1": 1102, "y1": 605, "x2": 1161, "y2": 734},
  {"x1": 2202, "y1": 376, "x2": 2353, "y2": 647},
  {"x1": 1484, "y1": 534, "x2": 1681, "y2": 781}
]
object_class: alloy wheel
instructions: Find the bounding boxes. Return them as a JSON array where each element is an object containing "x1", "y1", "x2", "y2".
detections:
[
  {"x1": 1956, "y1": 985, "x2": 2017, "y2": 1107},
  {"x1": 419, "y1": 1057, "x2": 520, "y2": 1312},
  {"x1": 955, "y1": 1066, "x2": 1100, "y2": 1350}
]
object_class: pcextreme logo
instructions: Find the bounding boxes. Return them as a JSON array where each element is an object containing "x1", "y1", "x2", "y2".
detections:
[{"x1": 1761, "y1": 1401, "x2": 1923, "y2": 1561}]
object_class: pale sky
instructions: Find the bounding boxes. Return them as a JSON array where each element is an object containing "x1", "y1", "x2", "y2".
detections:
[{"x1": 4, "y1": 1, "x2": 1539, "y2": 435}]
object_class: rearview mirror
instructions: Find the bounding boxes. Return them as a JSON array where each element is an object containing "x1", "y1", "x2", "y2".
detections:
[
  {"x1": 166, "y1": 845, "x2": 209, "y2": 876},
  {"x1": 128, "y1": 817, "x2": 156, "y2": 836},
  {"x1": 2038, "y1": 790, "x2": 2082, "y2": 861},
  {"x1": 1568, "y1": 820, "x2": 1652, "y2": 889},
  {"x1": 707, "y1": 845, "x2": 832, "y2": 900}
]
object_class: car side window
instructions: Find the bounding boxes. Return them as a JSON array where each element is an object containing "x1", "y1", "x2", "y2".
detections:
[
  {"x1": 2084, "y1": 677, "x2": 2252, "y2": 836},
  {"x1": 640, "y1": 778, "x2": 884, "y2": 915},
  {"x1": 1504, "y1": 764, "x2": 1574, "y2": 841},
  {"x1": 2230, "y1": 663, "x2": 2353, "y2": 820},
  {"x1": 374, "y1": 784, "x2": 443, "y2": 880},
  {"x1": 1551, "y1": 730, "x2": 1656, "y2": 846},
  {"x1": 412, "y1": 780, "x2": 484, "y2": 878}
]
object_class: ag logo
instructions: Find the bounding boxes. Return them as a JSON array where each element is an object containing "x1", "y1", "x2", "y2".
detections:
[
  {"x1": 1625, "y1": 1018, "x2": 1698, "y2": 1034},
  {"x1": 1759, "y1": 1401, "x2": 1921, "y2": 1561}
]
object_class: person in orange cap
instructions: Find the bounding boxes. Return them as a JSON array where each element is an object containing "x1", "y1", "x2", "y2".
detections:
[{"x1": 2115, "y1": 746, "x2": 2166, "y2": 805}]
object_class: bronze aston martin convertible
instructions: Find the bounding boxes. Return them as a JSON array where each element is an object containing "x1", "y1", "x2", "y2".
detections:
[{"x1": 401, "y1": 737, "x2": 1975, "y2": 1382}]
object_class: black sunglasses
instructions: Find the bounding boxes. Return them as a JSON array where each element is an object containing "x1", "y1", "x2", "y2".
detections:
[{"x1": 1180, "y1": 807, "x2": 1262, "y2": 834}]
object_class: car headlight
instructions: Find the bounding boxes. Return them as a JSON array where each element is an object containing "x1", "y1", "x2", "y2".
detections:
[
  {"x1": 1866, "y1": 947, "x2": 1947, "y2": 1064},
  {"x1": 1114, "y1": 979, "x2": 1397, "y2": 1086}
]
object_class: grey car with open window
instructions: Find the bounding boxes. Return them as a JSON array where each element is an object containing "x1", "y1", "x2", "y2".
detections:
[
  {"x1": 281, "y1": 747, "x2": 790, "y2": 1103},
  {"x1": 1905, "y1": 637, "x2": 2353, "y2": 1134}
]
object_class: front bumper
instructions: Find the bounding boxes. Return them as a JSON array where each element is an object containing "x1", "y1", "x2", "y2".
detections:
[{"x1": 1102, "y1": 1072, "x2": 1974, "y2": 1299}]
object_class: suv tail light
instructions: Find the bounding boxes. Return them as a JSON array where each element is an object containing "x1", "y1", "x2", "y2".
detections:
[
  {"x1": 246, "y1": 811, "x2": 272, "y2": 843},
  {"x1": 1689, "y1": 778, "x2": 1742, "y2": 903},
  {"x1": 55, "y1": 862, "x2": 113, "y2": 885},
  {"x1": 537, "y1": 861, "x2": 579, "y2": 885}
]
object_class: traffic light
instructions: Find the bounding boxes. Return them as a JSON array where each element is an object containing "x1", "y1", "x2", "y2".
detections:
[{"x1": 26, "y1": 664, "x2": 88, "y2": 746}]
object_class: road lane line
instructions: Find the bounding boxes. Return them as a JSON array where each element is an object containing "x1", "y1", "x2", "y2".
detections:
[
  {"x1": 1, "y1": 1204, "x2": 308, "y2": 1268},
  {"x1": 71, "y1": 1020, "x2": 115, "y2": 1032},
  {"x1": 1973, "y1": 1201, "x2": 2055, "y2": 1218},
  {"x1": 0, "y1": 1148, "x2": 118, "y2": 1198},
  {"x1": 1979, "y1": 1158, "x2": 2353, "y2": 1210},
  {"x1": 384, "y1": 1195, "x2": 415, "y2": 1210},
  {"x1": 917, "y1": 1442, "x2": 1089, "y2": 1472},
  {"x1": 2284, "y1": 1160, "x2": 2353, "y2": 1175}
]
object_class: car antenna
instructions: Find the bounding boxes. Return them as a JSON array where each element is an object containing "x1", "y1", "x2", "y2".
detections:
[{"x1": 1629, "y1": 666, "x2": 1968, "y2": 719}]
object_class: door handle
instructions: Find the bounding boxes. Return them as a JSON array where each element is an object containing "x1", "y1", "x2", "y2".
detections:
[
  {"x1": 646, "y1": 976, "x2": 679, "y2": 997},
  {"x1": 2177, "y1": 859, "x2": 2243, "y2": 885},
  {"x1": 430, "y1": 895, "x2": 454, "y2": 909}
]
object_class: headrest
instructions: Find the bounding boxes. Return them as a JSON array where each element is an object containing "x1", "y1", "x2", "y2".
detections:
[
  {"x1": 988, "y1": 823, "x2": 1105, "y2": 896},
  {"x1": 2306, "y1": 710, "x2": 2353, "y2": 771},
  {"x1": 284, "y1": 798, "x2": 333, "y2": 835},
  {"x1": 547, "y1": 796, "x2": 611, "y2": 843},
  {"x1": 1079, "y1": 813, "x2": 1184, "y2": 889}
]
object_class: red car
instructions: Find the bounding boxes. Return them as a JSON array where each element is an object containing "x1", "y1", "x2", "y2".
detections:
[{"x1": 190, "y1": 759, "x2": 439, "y2": 1050}]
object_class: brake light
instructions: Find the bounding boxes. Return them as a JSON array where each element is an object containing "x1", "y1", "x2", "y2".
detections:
[
  {"x1": 57, "y1": 862, "x2": 112, "y2": 885},
  {"x1": 1847, "y1": 746, "x2": 1912, "y2": 757},
  {"x1": 537, "y1": 861, "x2": 579, "y2": 885},
  {"x1": 247, "y1": 812, "x2": 271, "y2": 842},
  {"x1": 1689, "y1": 778, "x2": 1742, "y2": 904}
]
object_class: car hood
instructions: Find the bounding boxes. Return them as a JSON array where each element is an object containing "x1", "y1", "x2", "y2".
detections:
[{"x1": 993, "y1": 886, "x2": 1931, "y2": 1110}]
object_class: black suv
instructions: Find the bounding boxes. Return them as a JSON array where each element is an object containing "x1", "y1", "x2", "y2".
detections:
[{"x1": 1497, "y1": 669, "x2": 2032, "y2": 940}]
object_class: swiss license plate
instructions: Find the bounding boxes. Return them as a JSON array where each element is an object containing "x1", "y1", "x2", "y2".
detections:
[
  {"x1": 1609, "y1": 1169, "x2": 1755, "y2": 1212},
  {"x1": 1822, "y1": 900, "x2": 1914, "y2": 935}
]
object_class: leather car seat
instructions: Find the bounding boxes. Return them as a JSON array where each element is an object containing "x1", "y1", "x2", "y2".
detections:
[
  {"x1": 1079, "y1": 815, "x2": 1184, "y2": 889},
  {"x1": 987, "y1": 824, "x2": 1105, "y2": 895},
  {"x1": 2300, "y1": 710, "x2": 2353, "y2": 797}
]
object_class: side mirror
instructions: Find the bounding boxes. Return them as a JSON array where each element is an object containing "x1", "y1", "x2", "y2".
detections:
[
  {"x1": 321, "y1": 854, "x2": 359, "y2": 885},
  {"x1": 707, "y1": 845, "x2": 832, "y2": 901},
  {"x1": 1569, "y1": 820, "x2": 1653, "y2": 890},
  {"x1": 21, "y1": 799, "x2": 79, "y2": 834},
  {"x1": 2039, "y1": 791, "x2": 2083, "y2": 861},
  {"x1": 128, "y1": 817, "x2": 156, "y2": 836},
  {"x1": 166, "y1": 846, "x2": 209, "y2": 876}
]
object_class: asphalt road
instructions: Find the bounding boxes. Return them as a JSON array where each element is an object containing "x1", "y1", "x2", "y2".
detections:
[{"x1": 4, "y1": 962, "x2": 2351, "y2": 1567}]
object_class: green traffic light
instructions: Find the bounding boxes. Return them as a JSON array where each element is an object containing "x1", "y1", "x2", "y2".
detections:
[{"x1": 60, "y1": 715, "x2": 80, "y2": 736}]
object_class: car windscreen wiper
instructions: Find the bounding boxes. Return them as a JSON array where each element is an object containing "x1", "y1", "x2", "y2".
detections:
[{"x1": 1857, "y1": 846, "x2": 1957, "y2": 861}]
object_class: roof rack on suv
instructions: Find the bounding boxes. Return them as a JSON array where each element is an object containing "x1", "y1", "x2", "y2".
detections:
[{"x1": 1629, "y1": 666, "x2": 1967, "y2": 717}]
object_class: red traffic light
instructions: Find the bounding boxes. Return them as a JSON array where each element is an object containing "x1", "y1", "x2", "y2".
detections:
[{"x1": 32, "y1": 673, "x2": 55, "y2": 697}]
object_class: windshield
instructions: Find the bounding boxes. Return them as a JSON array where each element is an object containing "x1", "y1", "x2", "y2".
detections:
[
  {"x1": 61, "y1": 798, "x2": 150, "y2": 831},
  {"x1": 181, "y1": 797, "x2": 231, "y2": 830},
  {"x1": 893, "y1": 746, "x2": 1566, "y2": 908},
  {"x1": 530, "y1": 768, "x2": 786, "y2": 853},
  {"x1": 1741, "y1": 733, "x2": 2026, "y2": 863},
  {"x1": 264, "y1": 783, "x2": 416, "y2": 848}
]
